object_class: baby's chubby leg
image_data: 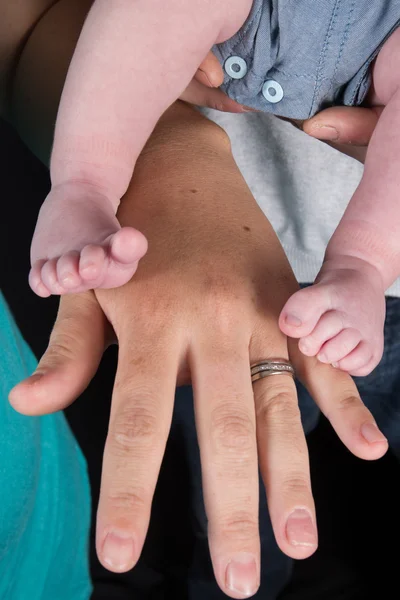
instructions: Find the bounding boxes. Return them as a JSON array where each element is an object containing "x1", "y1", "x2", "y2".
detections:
[
  {"x1": 280, "y1": 29, "x2": 400, "y2": 375},
  {"x1": 30, "y1": 1, "x2": 152, "y2": 296},
  {"x1": 30, "y1": 0, "x2": 252, "y2": 296}
]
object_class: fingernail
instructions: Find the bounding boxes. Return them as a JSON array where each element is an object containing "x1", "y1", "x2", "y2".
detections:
[
  {"x1": 80, "y1": 260, "x2": 94, "y2": 271},
  {"x1": 286, "y1": 509, "x2": 318, "y2": 547},
  {"x1": 226, "y1": 553, "x2": 259, "y2": 597},
  {"x1": 361, "y1": 422, "x2": 387, "y2": 444},
  {"x1": 310, "y1": 125, "x2": 339, "y2": 141},
  {"x1": 240, "y1": 105, "x2": 258, "y2": 113},
  {"x1": 317, "y1": 352, "x2": 328, "y2": 363},
  {"x1": 60, "y1": 274, "x2": 75, "y2": 287},
  {"x1": 102, "y1": 531, "x2": 135, "y2": 572},
  {"x1": 331, "y1": 362, "x2": 339, "y2": 368},
  {"x1": 285, "y1": 314, "x2": 302, "y2": 327}
]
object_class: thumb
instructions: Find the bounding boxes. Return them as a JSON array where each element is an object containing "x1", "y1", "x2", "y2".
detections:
[
  {"x1": 303, "y1": 105, "x2": 383, "y2": 146},
  {"x1": 9, "y1": 292, "x2": 107, "y2": 415}
]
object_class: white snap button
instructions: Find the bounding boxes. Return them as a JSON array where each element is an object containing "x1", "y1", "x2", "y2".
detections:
[
  {"x1": 224, "y1": 56, "x2": 248, "y2": 80},
  {"x1": 262, "y1": 80, "x2": 284, "y2": 103}
]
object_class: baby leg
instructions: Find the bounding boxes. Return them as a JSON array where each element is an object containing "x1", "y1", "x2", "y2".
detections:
[
  {"x1": 29, "y1": 0, "x2": 250, "y2": 296},
  {"x1": 280, "y1": 29, "x2": 400, "y2": 376},
  {"x1": 29, "y1": 0, "x2": 154, "y2": 296}
]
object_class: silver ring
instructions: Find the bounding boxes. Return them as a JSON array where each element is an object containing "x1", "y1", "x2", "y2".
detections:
[{"x1": 251, "y1": 359, "x2": 295, "y2": 383}]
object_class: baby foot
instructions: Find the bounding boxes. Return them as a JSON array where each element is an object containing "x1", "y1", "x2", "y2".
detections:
[
  {"x1": 279, "y1": 257, "x2": 386, "y2": 376},
  {"x1": 29, "y1": 182, "x2": 147, "y2": 297}
]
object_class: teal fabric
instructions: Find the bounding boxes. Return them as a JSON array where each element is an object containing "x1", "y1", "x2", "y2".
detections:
[{"x1": 0, "y1": 292, "x2": 92, "y2": 599}]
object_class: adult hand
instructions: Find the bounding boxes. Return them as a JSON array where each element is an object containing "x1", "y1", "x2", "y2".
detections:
[
  {"x1": 181, "y1": 51, "x2": 251, "y2": 113},
  {"x1": 10, "y1": 103, "x2": 387, "y2": 599},
  {"x1": 185, "y1": 53, "x2": 382, "y2": 161},
  {"x1": 302, "y1": 105, "x2": 383, "y2": 162}
]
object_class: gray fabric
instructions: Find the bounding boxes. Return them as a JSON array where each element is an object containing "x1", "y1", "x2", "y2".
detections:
[
  {"x1": 213, "y1": 1, "x2": 400, "y2": 119},
  {"x1": 202, "y1": 109, "x2": 400, "y2": 297}
]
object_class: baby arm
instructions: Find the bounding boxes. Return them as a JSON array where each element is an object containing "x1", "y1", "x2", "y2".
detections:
[
  {"x1": 280, "y1": 30, "x2": 400, "y2": 376},
  {"x1": 30, "y1": 0, "x2": 252, "y2": 296}
]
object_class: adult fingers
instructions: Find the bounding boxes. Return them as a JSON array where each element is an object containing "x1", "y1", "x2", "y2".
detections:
[
  {"x1": 290, "y1": 339, "x2": 388, "y2": 461},
  {"x1": 96, "y1": 327, "x2": 181, "y2": 573},
  {"x1": 191, "y1": 333, "x2": 260, "y2": 599},
  {"x1": 251, "y1": 333, "x2": 317, "y2": 561},
  {"x1": 9, "y1": 292, "x2": 106, "y2": 415},
  {"x1": 183, "y1": 50, "x2": 255, "y2": 112},
  {"x1": 194, "y1": 50, "x2": 225, "y2": 88},
  {"x1": 181, "y1": 78, "x2": 248, "y2": 113},
  {"x1": 303, "y1": 106, "x2": 383, "y2": 146}
]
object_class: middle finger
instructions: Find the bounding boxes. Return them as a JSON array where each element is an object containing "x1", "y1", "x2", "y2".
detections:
[{"x1": 192, "y1": 333, "x2": 260, "y2": 599}]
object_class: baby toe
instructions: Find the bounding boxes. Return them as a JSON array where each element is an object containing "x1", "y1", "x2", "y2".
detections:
[
  {"x1": 108, "y1": 227, "x2": 148, "y2": 265},
  {"x1": 79, "y1": 245, "x2": 107, "y2": 282},
  {"x1": 317, "y1": 328, "x2": 361, "y2": 365},
  {"x1": 29, "y1": 261, "x2": 51, "y2": 298},
  {"x1": 280, "y1": 284, "x2": 334, "y2": 338},
  {"x1": 299, "y1": 311, "x2": 344, "y2": 356},
  {"x1": 56, "y1": 252, "x2": 82, "y2": 291},
  {"x1": 41, "y1": 258, "x2": 65, "y2": 295},
  {"x1": 336, "y1": 342, "x2": 375, "y2": 375}
]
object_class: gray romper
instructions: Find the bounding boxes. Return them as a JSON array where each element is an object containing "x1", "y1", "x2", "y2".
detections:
[{"x1": 214, "y1": 0, "x2": 400, "y2": 119}]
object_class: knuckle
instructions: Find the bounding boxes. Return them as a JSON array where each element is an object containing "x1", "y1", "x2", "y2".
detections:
[
  {"x1": 219, "y1": 511, "x2": 258, "y2": 542},
  {"x1": 335, "y1": 393, "x2": 362, "y2": 414},
  {"x1": 114, "y1": 373, "x2": 160, "y2": 404},
  {"x1": 106, "y1": 486, "x2": 149, "y2": 513},
  {"x1": 257, "y1": 390, "x2": 300, "y2": 426},
  {"x1": 212, "y1": 101, "x2": 226, "y2": 112},
  {"x1": 109, "y1": 403, "x2": 159, "y2": 456},
  {"x1": 46, "y1": 332, "x2": 81, "y2": 363},
  {"x1": 281, "y1": 474, "x2": 311, "y2": 497},
  {"x1": 211, "y1": 406, "x2": 254, "y2": 452}
]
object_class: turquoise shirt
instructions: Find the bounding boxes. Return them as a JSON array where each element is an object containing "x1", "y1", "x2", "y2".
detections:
[{"x1": 0, "y1": 292, "x2": 92, "y2": 599}]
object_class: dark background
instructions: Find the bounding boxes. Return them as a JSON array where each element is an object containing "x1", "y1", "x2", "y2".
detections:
[{"x1": 1, "y1": 118, "x2": 399, "y2": 599}]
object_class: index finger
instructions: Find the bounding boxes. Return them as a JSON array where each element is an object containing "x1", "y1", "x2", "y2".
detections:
[
  {"x1": 195, "y1": 50, "x2": 225, "y2": 88},
  {"x1": 96, "y1": 327, "x2": 181, "y2": 572}
]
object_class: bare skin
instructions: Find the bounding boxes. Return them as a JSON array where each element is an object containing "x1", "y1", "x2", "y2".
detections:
[
  {"x1": 194, "y1": 46, "x2": 399, "y2": 377},
  {"x1": 20, "y1": 0, "x2": 399, "y2": 380},
  {"x1": 1, "y1": 1, "x2": 386, "y2": 595},
  {"x1": 27, "y1": 0, "x2": 253, "y2": 297},
  {"x1": 25, "y1": 0, "x2": 397, "y2": 354},
  {"x1": 10, "y1": 101, "x2": 388, "y2": 598}
]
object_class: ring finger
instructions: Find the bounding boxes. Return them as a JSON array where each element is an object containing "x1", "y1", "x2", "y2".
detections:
[{"x1": 251, "y1": 352, "x2": 317, "y2": 560}]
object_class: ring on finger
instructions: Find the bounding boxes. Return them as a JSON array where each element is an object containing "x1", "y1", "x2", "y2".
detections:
[{"x1": 251, "y1": 359, "x2": 295, "y2": 383}]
